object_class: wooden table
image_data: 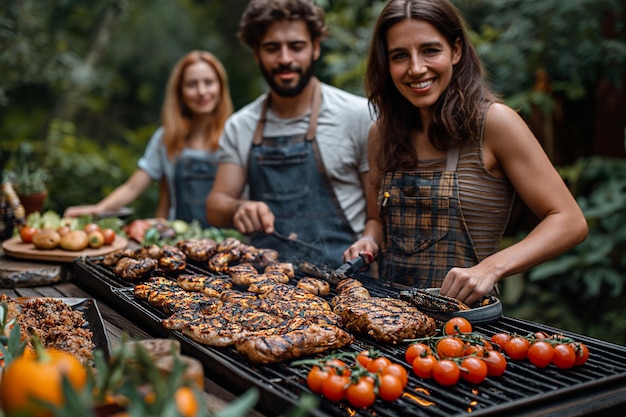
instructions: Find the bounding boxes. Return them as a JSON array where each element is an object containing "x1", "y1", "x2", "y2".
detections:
[{"x1": 0, "y1": 246, "x2": 262, "y2": 416}]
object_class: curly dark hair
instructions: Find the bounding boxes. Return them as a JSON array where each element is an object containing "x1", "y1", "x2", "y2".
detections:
[
  {"x1": 238, "y1": 0, "x2": 327, "y2": 49},
  {"x1": 365, "y1": 0, "x2": 499, "y2": 172}
]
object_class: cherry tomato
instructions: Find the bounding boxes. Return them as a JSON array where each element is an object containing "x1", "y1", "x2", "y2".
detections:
[
  {"x1": 306, "y1": 366, "x2": 329, "y2": 394},
  {"x1": 83, "y1": 223, "x2": 101, "y2": 234},
  {"x1": 490, "y1": 332, "x2": 511, "y2": 350},
  {"x1": 381, "y1": 363, "x2": 409, "y2": 387},
  {"x1": 444, "y1": 317, "x2": 473, "y2": 335},
  {"x1": 432, "y1": 359, "x2": 460, "y2": 386},
  {"x1": 527, "y1": 341, "x2": 554, "y2": 368},
  {"x1": 378, "y1": 374, "x2": 404, "y2": 402},
  {"x1": 436, "y1": 337, "x2": 466, "y2": 358},
  {"x1": 405, "y1": 343, "x2": 431, "y2": 366},
  {"x1": 460, "y1": 357, "x2": 488, "y2": 385},
  {"x1": 322, "y1": 373, "x2": 350, "y2": 401},
  {"x1": 483, "y1": 350, "x2": 507, "y2": 377},
  {"x1": 412, "y1": 354, "x2": 437, "y2": 379},
  {"x1": 570, "y1": 342, "x2": 590, "y2": 366},
  {"x1": 366, "y1": 356, "x2": 392, "y2": 374},
  {"x1": 20, "y1": 226, "x2": 39, "y2": 243},
  {"x1": 534, "y1": 331, "x2": 549, "y2": 340},
  {"x1": 346, "y1": 376, "x2": 376, "y2": 409},
  {"x1": 356, "y1": 350, "x2": 373, "y2": 368},
  {"x1": 101, "y1": 228, "x2": 116, "y2": 245},
  {"x1": 504, "y1": 336, "x2": 531, "y2": 361},
  {"x1": 464, "y1": 344, "x2": 486, "y2": 357},
  {"x1": 552, "y1": 344, "x2": 576, "y2": 369},
  {"x1": 325, "y1": 358, "x2": 350, "y2": 376}
]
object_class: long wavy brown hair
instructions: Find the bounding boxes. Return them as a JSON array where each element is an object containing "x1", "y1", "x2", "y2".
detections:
[
  {"x1": 365, "y1": 0, "x2": 499, "y2": 172},
  {"x1": 161, "y1": 50, "x2": 233, "y2": 157}
]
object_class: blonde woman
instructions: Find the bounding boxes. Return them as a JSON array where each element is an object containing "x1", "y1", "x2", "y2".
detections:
[{"x1": 65, "y1": 51, "x2": 233, "y2": 226}]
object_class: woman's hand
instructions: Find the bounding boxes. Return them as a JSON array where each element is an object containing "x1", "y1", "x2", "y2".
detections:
[
  {"x1": 343, "y1": 236, "x2": 379, "y2": 263},
  {"x1": 439, "y1": 265, "x2": 499, "y2": 306}
]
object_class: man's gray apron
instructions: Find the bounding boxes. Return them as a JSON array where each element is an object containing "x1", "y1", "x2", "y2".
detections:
[{"x1": 247, "y1": 78, "x2": 356, "y2": 268}]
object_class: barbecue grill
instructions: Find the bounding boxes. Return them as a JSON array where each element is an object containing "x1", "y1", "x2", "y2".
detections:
[{"x1": 72, "y1": 258, "x2": 626, "y2": 416}]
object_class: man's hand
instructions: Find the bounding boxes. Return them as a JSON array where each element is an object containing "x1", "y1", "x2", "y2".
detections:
[{"x1": 233, "y1": 201, "x2": 275, "y2": 234}]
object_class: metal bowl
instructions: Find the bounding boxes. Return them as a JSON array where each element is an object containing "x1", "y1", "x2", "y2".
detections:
[{"x1": 424, "y1": 288, "x2": 503, "y2": 324}]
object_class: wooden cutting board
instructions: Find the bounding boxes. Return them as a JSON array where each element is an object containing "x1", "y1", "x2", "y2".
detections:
[{"x1": 1, "y1": 235, "x2": 128, "y2": 262}]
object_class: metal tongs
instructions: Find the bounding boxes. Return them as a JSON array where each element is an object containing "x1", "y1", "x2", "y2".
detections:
[{"x1": 331, "y1": 251, "x2": 374, "y2": 282}]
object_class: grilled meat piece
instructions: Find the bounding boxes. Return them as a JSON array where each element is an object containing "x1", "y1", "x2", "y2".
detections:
[
  {"x1": 258, "y1": 283, "x2": 319, "y2": 302},
  {"x1": 134, "y1": 276, "x2": 177, "y2": 299},
  {"x1": 399, "y1": 288, "x2": 470, "y2": 313},
  {"x1": 228, "y1": 263, "x2": 260, "y2": 286},
  {"x1": 235, "y1": 320, "x2": 354, "y2": 365},
  {"x1": 182, "y1": 305, "x2": 283, "y2": 347},
  {"x1": 264, "y1": 262, "x2": 295, "y2": 279},
  {"x1": 114, "y1": 257, "x2": 158, "y2": 281},
  {"x1": 297, "y1": 261, "x2": 334, "y2": 282},
  {"x1": 176, "y1": 238, "x2": 218, "y2": 262},
  {"x1": 158, "y1": 245, "x2": 187, "y2": 272},
  {"x1": 336, "y1": 278, "x2": 364, "y2": 294},
  {"x1": 296, "y1": 277, "x2": 330, "y2": 296},
  {"x1": 247, "y1": 276, "x2": 284, "y2": 294},
  {"x1": 177, "y1": 274, "x2": 233, "y2": 297},
  {"x1": 218, "y1": 289, "x2": 258, "y2": 305},
  {"x1": 338, "y1": 297, "x2": 436, "y2": 343},
  {"x1": 162, "y1": 309, "x2": 208, "y2": 330}
]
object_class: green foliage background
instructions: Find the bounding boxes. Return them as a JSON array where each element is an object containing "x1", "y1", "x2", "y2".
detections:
[{"x1": 1, "y1": 0, "x2": 625, "y2": 345}]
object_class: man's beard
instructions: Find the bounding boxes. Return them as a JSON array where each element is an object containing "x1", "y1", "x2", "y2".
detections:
[{"x1": 260, "y1": 59, "x2": 317, "y2": 98}]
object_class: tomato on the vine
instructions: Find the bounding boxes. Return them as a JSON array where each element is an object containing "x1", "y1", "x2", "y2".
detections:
[
  {"x1": 356, "y1": 350, "x2": 373, "y2": 368},
  {"x1": 381, "y1": 363, "x2": 409, "y2": 387},
  {"x1": 307, "y1": 366, "x2": 330, "y2": 394},
  {"x1": 570, "y1": 342, "x2": 590, "y2": 366},
  {"x1": 325, "y1": 358, "x2": 350, "y2": 376},
  {"x1": 366, "y1": 356, "x2": 392, "y2": 374},
  {"x1": 322, "y1": 373, "x2": 350, "y2": 401},
  {"x1": 444, "y1": 317, "x2": 472, "y2": 335},
  {"x1": 436, "y1": 337, "x2": 466, "y2": 358},
  {"x1": 412, "y1": 354, "x2": 437, "y2": 379},
  {"x1": 490, "y1": 332, "x2": 511, "y2": 350},
  {"x1": 504, "y1": 336, "x2": 530, "y2": 360},
  {"x1": 527, "y1": 341, "x2": 554, "y2": 368},
  {"x1": 378, "y1": 374, "x2": 405, "y2": 402},
  {"x1": 552, "y1": 344, "x2": 576, "y2": 369},
  {"x1": 460, "y1": 357, "x2": 488, "y2": 385},
  {"x1": 483, "y1": 350, "x2": 507, "y2": 377},
  {"x1": 346, "y1": 376, "x2": 376, "y2": 408},
  {"x1": 432, "y1": 359, "x2": 460, "y2": 386},
  {"x1": 405, "y1": 343, "x2": 431, "y2": 365}
]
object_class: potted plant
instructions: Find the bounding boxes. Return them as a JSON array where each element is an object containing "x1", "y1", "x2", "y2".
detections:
[{"x1": 2, "y1": 163, "x2": 49, "y2": 216}]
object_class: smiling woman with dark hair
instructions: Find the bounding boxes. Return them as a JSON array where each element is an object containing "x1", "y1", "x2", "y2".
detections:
[{"x1": 345, "y1": 0, "x2": 588, "y2": 305}]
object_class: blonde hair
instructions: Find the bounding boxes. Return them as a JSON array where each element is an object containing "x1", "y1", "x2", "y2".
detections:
[{"x1": 161, "y1": 50, "x2": 233, "y2": 157}]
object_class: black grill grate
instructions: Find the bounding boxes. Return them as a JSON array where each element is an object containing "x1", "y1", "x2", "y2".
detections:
[{"x1": 73, "y1": 259, "x2": 626, "y2": 417}]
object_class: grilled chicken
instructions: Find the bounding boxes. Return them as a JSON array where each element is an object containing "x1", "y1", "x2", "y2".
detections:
[
  {"x1": 114, "y1": 257, "x2": 158, "y2": 281},
  {"x1": 158, "y1": 245, "x2": 187, "y2": 272},
  {"x1": 176, "y1": 238, "x2": 218, "y2": 262},
  {"x1": 264, "y1": 262, "x2": 295, "y2": 279},
  {"x1": 296, "y1": 277, "x2": 330, "y2": 296},
  {"x1": 228, "y1": 263, "x2": 260, "y2": 286}
]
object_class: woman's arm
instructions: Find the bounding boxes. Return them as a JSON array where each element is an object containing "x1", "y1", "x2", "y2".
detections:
[
  {"x1": 64, "y1": 170, "x2": 153, "y2": 217},
  {"x1": 440, "y1": 103, "x2": 588, "y2": 304}
]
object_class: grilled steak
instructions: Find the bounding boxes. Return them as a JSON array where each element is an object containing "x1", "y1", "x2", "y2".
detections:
[
  {"x1": 338, "y1": 297, "x2": 436, "y2": 343},
  {"x1": 176, "y1": 238, "x2": 218, "y2": 262},
  {"x1": 235, "y1": 319, "x2": 354, "y2": 364}
]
